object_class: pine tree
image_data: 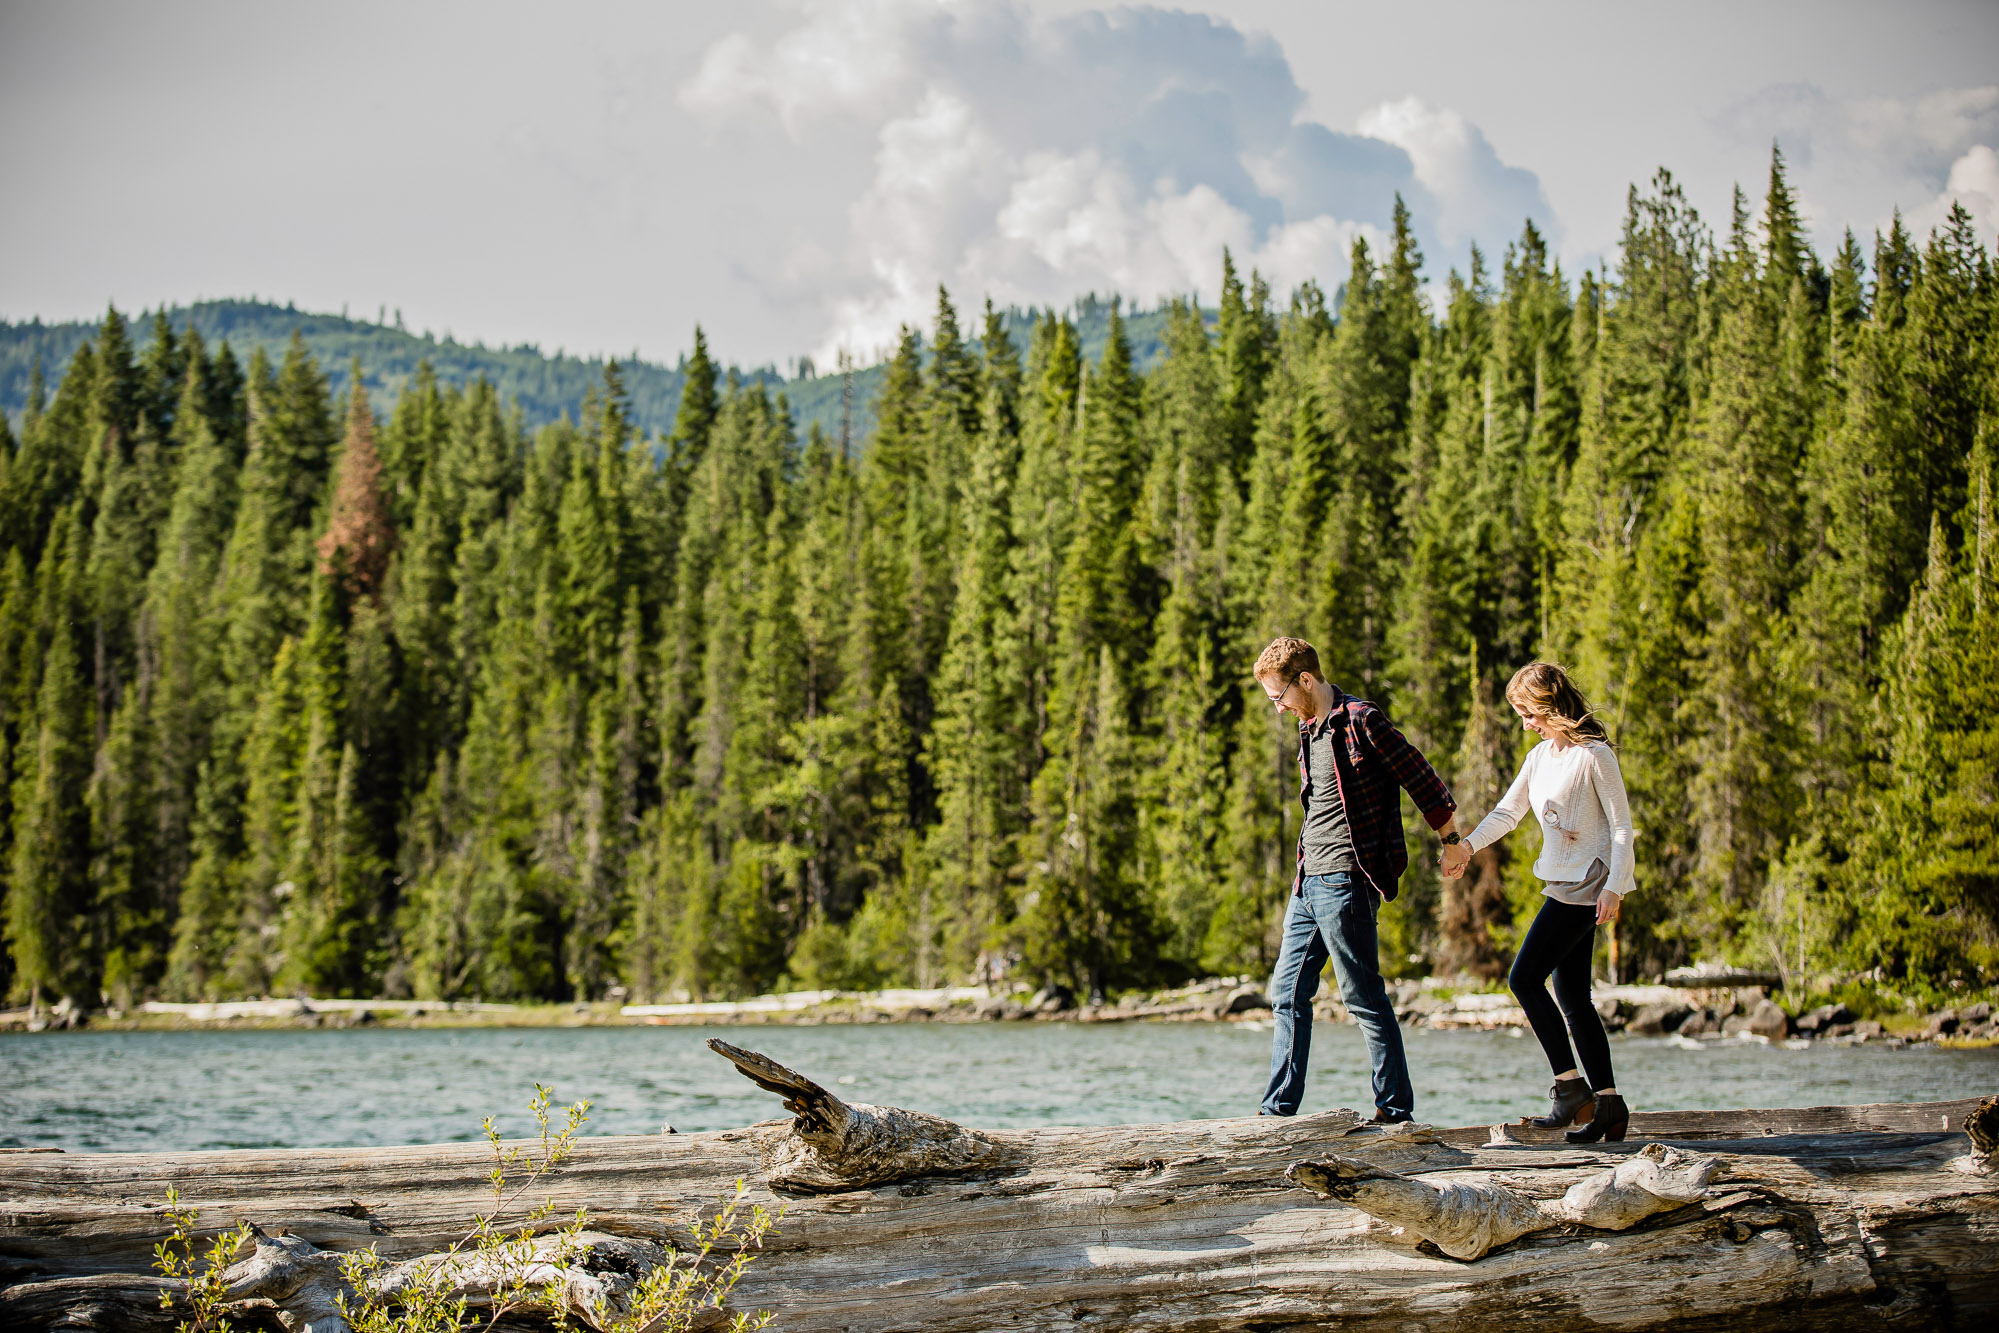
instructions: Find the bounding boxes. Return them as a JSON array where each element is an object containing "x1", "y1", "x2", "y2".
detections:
[
  {"x1": 190, "y1": 343, "x2": 340, "y2": 984},
  {"x1": 1551, "y1": 171, "x2": 1707, "y2": 669},
  {"x1": 82, "y1": 325, "x2": 173, "y2": 1001},
  {"x1": 1906, "y1": 202, "x2": 1992, "y2": 532},
  {"x1": 1549, "y1": 171, "x2": 1710, "y2": 975},
  {"x1": 1843, "y1": 500, "x2": 1999, "y2": 980},
  {"x1": 230, "y1": 634, "x2": 306, "y2": 994},
  {"x1": 1216, "y1": 249, "x2": 1276, "y2": 469},
  {"x1": 0, "y1": 408, "x2": 15, "y2": 544},
  {"x1": 8, "y1": 512, "x2": 94, "y2": 1007},
  {"x1": 281, "y1": 600, "x2": 357, "y2": 990},
  {"x1": 4, "y1": 343, "x2": 91, "y2": 568},
  {"x1": 1137, "y1": 297, "x2": 1236, "y2": 970},
  {"x1": 376, "y1": 360, "x2": 447, "y2": 525},
  {"x1": 1314, "y1": 231, "x2": 1414, "y2": 697},
  {"x1": 924, "y1": 305, "x2": 1026, "y2": 978},
  {"x1": 570, "y1": 593, "x2": 645, "y2": 998},
  {"x1": 1438, "y1": 657, "x2": 1517, "y2": 979},
  {"x1": 317, "y1": 367, "x2": 397, "y2": 602},
  {"x1": 0, "y1": 549, "x2": 28, "y2": 990},
  {"x1": 1683, "y1": 157, "x2": 1819, "y2": 933},
  {"x1": 147, "y1": 348, "x2": 244, "y2": 999},
  {"x1": 1393, "y1": 253, "x2": 1493, "y2": 760},
  {"x1": 788, "y1": 426, "x2": 865, "y2": 925},
  {"x1": 1003, "y1": 314, "x2": 1082, "y2": 785},
  {"x1": 1021, "y1": 302, "x2": 1158, "y2": 996},
  {"x1": 1790, "y1": 235, "x2": 1921, "y2": 809},
  {"x1": 390, "y1": 376, "x2": 519, "y2": 804},
  {"x1": 666, "y1": 327, "x2": 721, "y2": 528}
]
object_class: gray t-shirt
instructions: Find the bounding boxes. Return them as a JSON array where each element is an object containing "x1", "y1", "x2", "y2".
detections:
[
  {"x1": 1544, "y1": 857, "x2": 1609, "y2": 906},
  {"x1": 1300, "y1": 719, "x2": 1358, "y2": 876}
]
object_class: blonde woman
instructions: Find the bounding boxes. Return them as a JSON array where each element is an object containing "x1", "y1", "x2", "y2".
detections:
[{"x1": 1446, "y1": 662, "x2": 1635, "y2": 1142}]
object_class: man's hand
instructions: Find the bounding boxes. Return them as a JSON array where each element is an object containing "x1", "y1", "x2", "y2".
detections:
[
  {"x1": 1595, "y1": 891, "x2": 1622, "y2": 925},
  {"x1": 1440, "y1": 840, "x2": 1471, "y2": 878}
]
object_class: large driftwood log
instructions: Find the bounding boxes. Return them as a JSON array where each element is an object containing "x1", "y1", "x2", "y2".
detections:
[
  {"x1": 1, "y1": 1041, "x2": 1993, "y2": 1332},
  {"x1": 706, "y1": 1037, "x2": 1013, "y2": 1190},
  {"x1": 195, "y1": 1225, "x2": 667, "y2": 1332},
  {"x1": 1287, "y1": 1141, "x2": 1725, "y2": 1259}
]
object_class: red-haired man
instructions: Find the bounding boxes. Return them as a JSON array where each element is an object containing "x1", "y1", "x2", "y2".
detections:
[{"x1": 1251, "y1": 636, "x2": 1469, "y2": 1121}]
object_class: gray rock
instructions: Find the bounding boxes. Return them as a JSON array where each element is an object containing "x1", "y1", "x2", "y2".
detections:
[
  {"x1": 1794, "y1": 1003, "x2": 1855, "y2": 1034},
  {"x1": 1746, "y1": 999, "x2": 1791, "y2": 1040},
  {"x1": 1676, "y1": 1008, "x2": 1719, "y2": 1038},
  {"x1": 1961, "y1": 1001, "x2": 1992, "y2": 1023},
  {"x1": 1401, "y1": 991, "x2": 1449, "y2": 1016},
  {"x1": 1850, "y1": 1019, "x2": 1884, "y2": 1041},
  {"x1": 1029, "y1": 986, "x2": 1076, "y2": 1014},
  {"x1": 1628, "y1": 1001, "x2": 1693, "y2": 1036},
  {"x1": 1218, "y1": 986, "x2": 1272, "y2": 1016},
  {"x1": 1315, "y1": 995, "x2": 1353, "y2": 1023}
]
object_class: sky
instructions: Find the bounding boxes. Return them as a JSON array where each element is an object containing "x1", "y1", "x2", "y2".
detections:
[{"x1": 2, "y1": 0, "x2": 1996, "y2": 371}]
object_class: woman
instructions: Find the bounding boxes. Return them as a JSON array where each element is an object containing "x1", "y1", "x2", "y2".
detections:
[{"x1": 1449, "y1": 662, "x2": 1635, "y2": 1143}]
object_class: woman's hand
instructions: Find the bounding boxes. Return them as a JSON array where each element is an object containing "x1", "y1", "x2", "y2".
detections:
[{"x1": 1595, "y1": 891, "x2": 1622, "y2": 925}]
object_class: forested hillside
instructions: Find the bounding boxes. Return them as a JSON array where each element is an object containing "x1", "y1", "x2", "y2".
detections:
[
  {"x1": 3, "y1": 158, "x2": 1994, "y2": 1010},
  {"x1": 1, "y1": 297, "x2": 1181, "y2": 449}
]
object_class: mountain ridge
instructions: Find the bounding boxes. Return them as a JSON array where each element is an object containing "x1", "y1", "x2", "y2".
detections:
[{"x1": 1, "y1": 296, "x2": 1191, "y2": 442}]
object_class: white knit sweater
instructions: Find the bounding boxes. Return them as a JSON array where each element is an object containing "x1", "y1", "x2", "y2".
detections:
[{"x1": 1465, "y1": 740, "x2": 1636, "y2": 898}]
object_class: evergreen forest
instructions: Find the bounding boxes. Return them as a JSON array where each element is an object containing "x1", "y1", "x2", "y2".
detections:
[
  {"x1": 3, "y1": 155, "x2": 1995, "y2": 1010},
  {"x1": 1, "y1": 295, "x2": 1182, "y2": 449}
]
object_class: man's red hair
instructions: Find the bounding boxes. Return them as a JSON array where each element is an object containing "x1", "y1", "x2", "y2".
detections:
[{"x1": 1254, "y1": 637, "x2": 1321, "y2": 680}]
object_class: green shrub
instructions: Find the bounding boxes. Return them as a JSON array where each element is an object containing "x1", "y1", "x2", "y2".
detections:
[{"x1": 156, "y1": 1086, "x2": 778, "y2": 1332}]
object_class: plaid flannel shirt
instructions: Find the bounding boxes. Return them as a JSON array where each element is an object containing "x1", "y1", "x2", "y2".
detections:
[{"x1": 1296, "y1": 691, "x2": 1456, "y2": 902}]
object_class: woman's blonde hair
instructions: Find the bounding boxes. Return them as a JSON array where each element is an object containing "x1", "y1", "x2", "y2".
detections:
[{"x1": 1504, "y1": 661, "x2": 1609, "y2": 746}]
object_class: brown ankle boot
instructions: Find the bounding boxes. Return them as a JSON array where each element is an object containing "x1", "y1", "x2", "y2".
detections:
[
  {"x1": 1531, "y1": 1076, "x2": 1595, "y2": 1128},
  {"x1": 1567, "y1": 1093, "x2": 1629, "y2": 1143}
]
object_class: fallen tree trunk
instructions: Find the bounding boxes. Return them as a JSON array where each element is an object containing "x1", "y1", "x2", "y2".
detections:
[{"x1": 2, "y1": 1039, "x2": 1993, "y2": 1332}]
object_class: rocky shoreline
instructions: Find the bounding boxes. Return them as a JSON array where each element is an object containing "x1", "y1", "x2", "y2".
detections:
[
  {"x1": 5, "y1": 975, "x2": 1994, "y2": 1047},
  {"x1": 1397, "y1": 982, "x2": 1997, "y2": 1049}
]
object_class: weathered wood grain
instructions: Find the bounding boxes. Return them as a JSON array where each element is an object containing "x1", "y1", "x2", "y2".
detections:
[{"x1": 3, "y1": 1067, "x2": 1994, "y2": 1332}]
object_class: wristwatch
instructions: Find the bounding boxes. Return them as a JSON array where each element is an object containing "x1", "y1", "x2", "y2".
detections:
[{"x1": 1440, "y1": 831, "x2": 1462, "y2": 845}]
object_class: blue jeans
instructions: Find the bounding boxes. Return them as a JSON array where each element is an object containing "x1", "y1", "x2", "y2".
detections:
[{"x1": 1261, "y1": 871, "x2": 1414, "y2": 1118}]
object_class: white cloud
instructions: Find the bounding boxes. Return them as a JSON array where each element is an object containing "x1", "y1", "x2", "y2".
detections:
[
  {"x1": 679, "y1": 0, "x2": 932, "y2": 132},
  {"x1": 1718, "y1": 82, "x2": 1999, "y2": 250},
  {"x1": 1356, "y1": 97, "x2": 1552, "y2": 259},
  {"x1": 681, "y1": 0, "x2": 1554, "y2": 361},
  {"x1": 1723, "y1": 83, "x2": 1999, "y2": 180},
  {"x1": 1914, "y1": 143, "x2": 1999, "y2": 244}
]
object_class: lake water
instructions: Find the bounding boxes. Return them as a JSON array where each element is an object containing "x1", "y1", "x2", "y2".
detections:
[{"x1": 6, "y1": 1022, "x2": 1995, "y2": 1154}]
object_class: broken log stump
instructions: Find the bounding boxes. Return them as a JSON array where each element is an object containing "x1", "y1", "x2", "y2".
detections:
[{"x1": 1, "y1": 1043, "x2": 1993, "y2": 1332}]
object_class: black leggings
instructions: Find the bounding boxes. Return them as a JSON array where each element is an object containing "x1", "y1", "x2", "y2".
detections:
[{"x1": 1509, "y1": 897, "x2": 1616, "y2": 1092}]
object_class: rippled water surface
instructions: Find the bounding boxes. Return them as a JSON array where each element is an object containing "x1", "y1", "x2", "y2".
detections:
[{"x1": 7, "y1": 1022, "x2": 1994, "y2": 1153}]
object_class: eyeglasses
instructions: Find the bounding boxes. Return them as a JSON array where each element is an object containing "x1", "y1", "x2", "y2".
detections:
[{"x1": 1265, "y1": 676, "x2": 1298, "y2": 710}]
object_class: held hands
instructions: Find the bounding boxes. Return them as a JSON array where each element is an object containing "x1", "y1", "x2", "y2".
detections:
[
  {"x1": 1439, "y1": 840, "x2": 1471, "y2": 878},
  {"x1": 1595, "y1": 891, "x2": 1623, "y2": 925}
]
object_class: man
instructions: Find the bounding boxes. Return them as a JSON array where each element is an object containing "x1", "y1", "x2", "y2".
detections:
[{"x1": 1252, "y1": 637, "x2": 1470, "y2": 1122}]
